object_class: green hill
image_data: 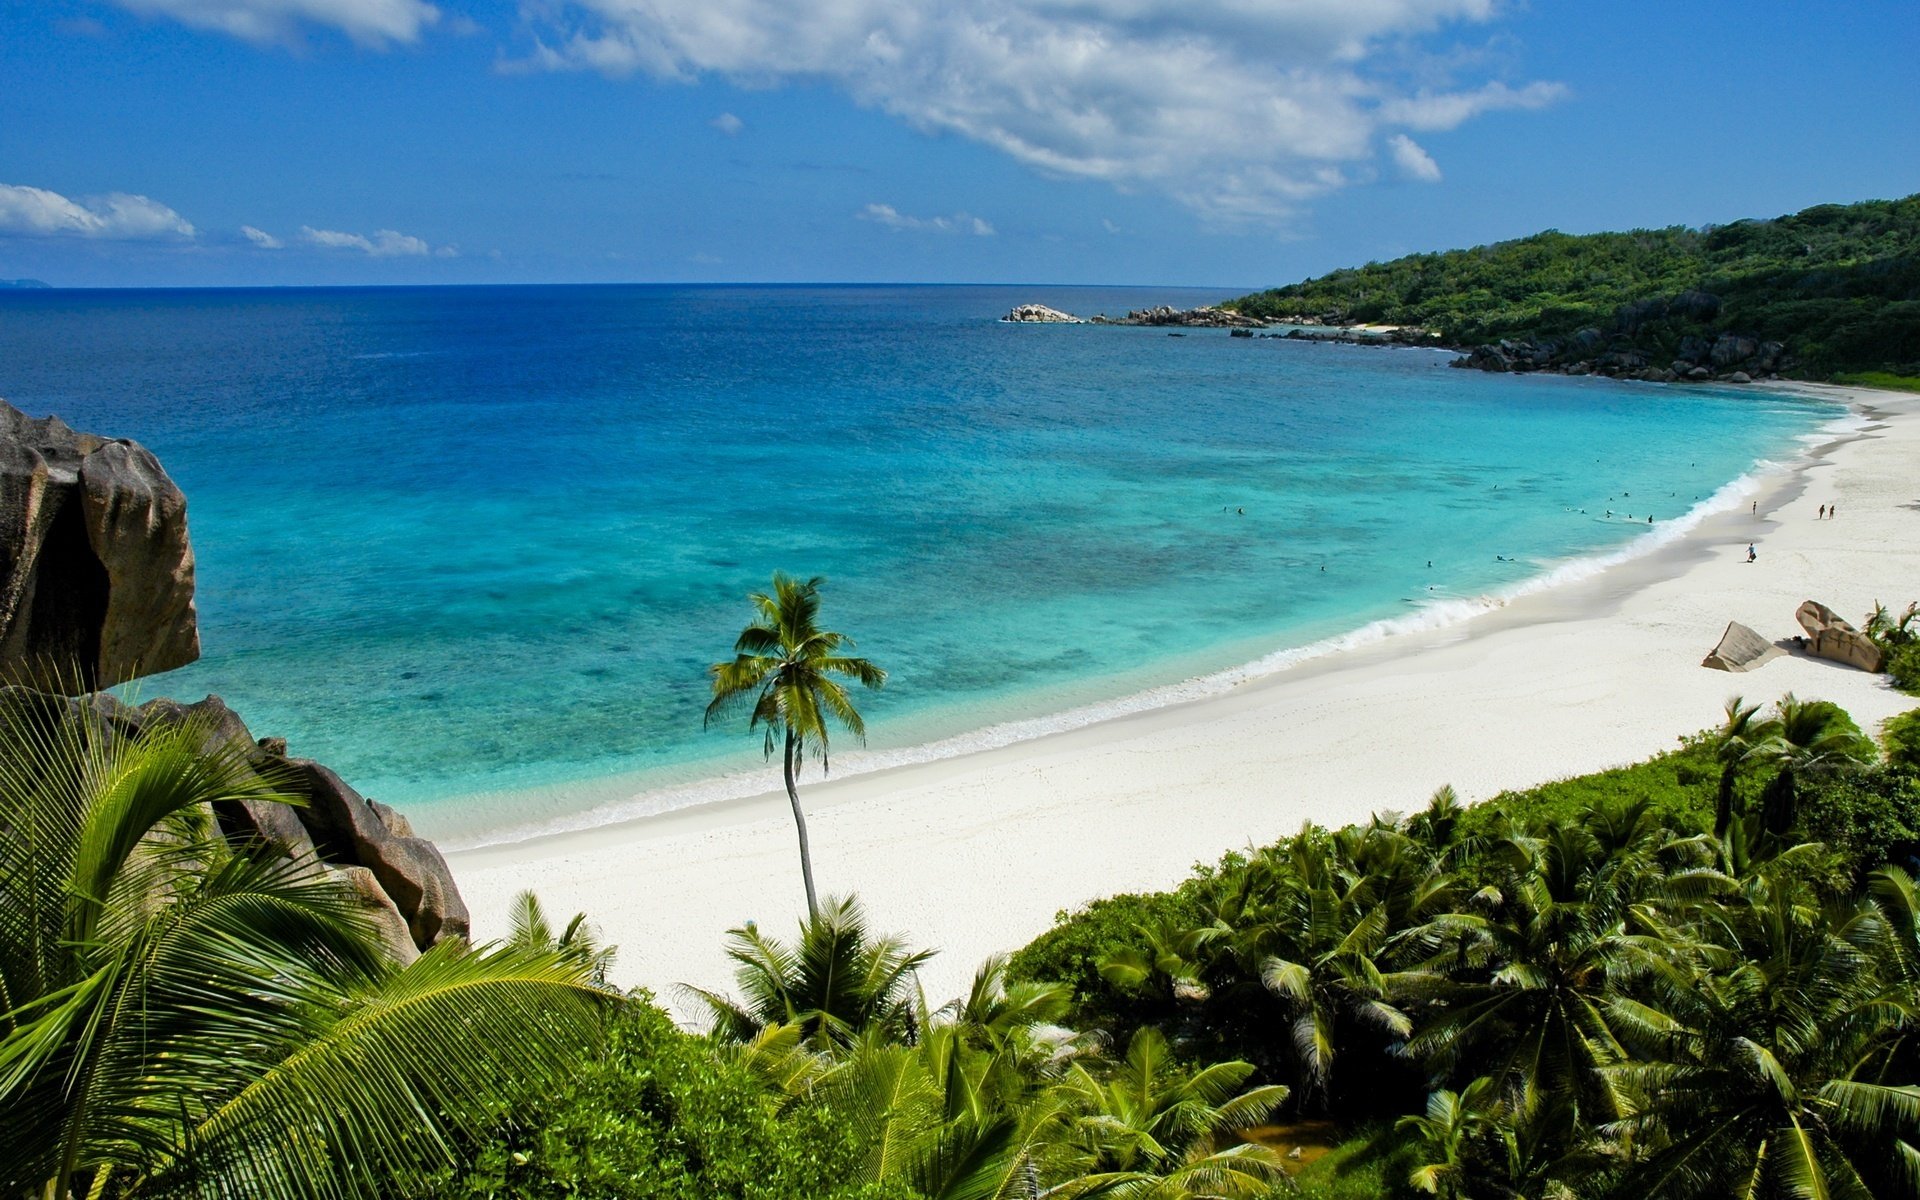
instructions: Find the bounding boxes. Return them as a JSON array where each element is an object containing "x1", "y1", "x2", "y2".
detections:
[{"x1": 1227, "y1": 195, "x2": 1920, "y2": 381}]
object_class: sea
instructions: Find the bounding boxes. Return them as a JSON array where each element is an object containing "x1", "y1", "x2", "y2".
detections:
[{"x1": 0, "y1": 284, "x2": 1840, "y2": 844}]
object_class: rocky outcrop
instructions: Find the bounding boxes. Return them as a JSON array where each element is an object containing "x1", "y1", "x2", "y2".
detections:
[
  {"x1": 1448, "y1": 290, "x2": 1792, "y2": 384},
  {"x1": 0, "y1": 401, "x2": 198, "y2": 689},
  {"x1": 1091, "y1": 305, "x2": 1268, "y2": 329},
  {"x1": 1002, "y1": 304, "x2": 1084, "y2": 323},
  {"x1": 76, "y1": 691, "x2": 467, "y2": 963},
  {"x1": 1796, "y1": 601, "x2": 1885, "y2": 673}
]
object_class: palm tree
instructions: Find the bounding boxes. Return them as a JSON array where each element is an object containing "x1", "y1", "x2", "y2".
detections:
[
  {"x1": 687, "y1": 894, "x2": 931, "y2": 1052},
  {"x1": 707, "y1": 573, "x2": 886, "y2": 919},
  {"x1": 1397, "y1": 1076, "x2": 1502, "y2": 1199},
  {"x1": 1755, "y1": 693, "x2": 1877, "y2": 834},
  {"x1": 1708, "y1": 696, "x2": 1776, "y2": 838},
  {"x1": 1052, "y1": 1026, "x2": 1289, "y2": 1198},
  {"x1": 1605, "y1": 863, "x2": 1920, "y2": 1198},
  {"x1": 0, "y1": 691, "x2": 609, "y2": 1200}
]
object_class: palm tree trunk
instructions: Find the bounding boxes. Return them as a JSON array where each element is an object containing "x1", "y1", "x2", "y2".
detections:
[
  {"x1": 784, "y1": 729, "x2": 819, "y2": 921},
  {"x1": 1714, "y1": 765, "x2": 1738, "y2": 838}
]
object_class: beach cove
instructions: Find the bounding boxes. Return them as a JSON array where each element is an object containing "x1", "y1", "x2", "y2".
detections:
[{"x1": 452, "y1": 382, "x2": 1920, "y2": 1008}]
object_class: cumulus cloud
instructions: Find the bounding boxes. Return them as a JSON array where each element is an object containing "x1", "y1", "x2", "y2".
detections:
[
  {"x1": 859, "y1": 204, "x2": 994, "y2": 236},
  {"x1": 711, "y1": 112, "x2": 743, "y2": 135},
  {"x1": 240, "y1": 224, "x2": 285, "y2": 248},
  {"x1": 111, "y1": 0, "x2": 438, "y2": 46},
  {"x1": 519, "y1": 0, "x2": 1565, "y2": 221},
  {"x1": 300, "y1": 225, "x2": 448, "y2": 256},
  {"x1": 1387, "y1": 134, "x2": 1442, "y2": 182},
  {"x1": 0, "y1": 183, "x2": 196, "y2": 240}
]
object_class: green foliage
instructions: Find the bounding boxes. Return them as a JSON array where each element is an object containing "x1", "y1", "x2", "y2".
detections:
[
  {"x1": 0, "y1": 691, "x2": 610, "y2": 1200},
  {"x1": 1794, "y1": 765, "x2": 1920, "y2": 877},
  {"x1": 1885, "y1": 708, "x2": 1920, "y2": 769},
  {"x1": 1887, "y1": 642, "x2": 1920, "y2": 694},
  {"x1": 1225, "y1": 194, "x2": 1920, "y2": 377},
  {"x1": 1834, "y1": 370, "x2": 1920, "y2": 393},
  {"x1": 432, "y1": 997, "x2": 908, "y2": 1200},
  {"x1": 1005, "y1": 889, "x2": 1202, "y2": 1037},
  {"x1": 1454, "y1": 738, "x2": 1722, "y2": 840}
]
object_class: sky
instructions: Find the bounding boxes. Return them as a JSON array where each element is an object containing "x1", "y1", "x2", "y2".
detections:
[{"x1": 1, "y1": 0, "x2": 1915, "y2": 289}]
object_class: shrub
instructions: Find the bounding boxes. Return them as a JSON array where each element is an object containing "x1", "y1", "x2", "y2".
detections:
[
  {"x1": 1793, "y1": 765, "x2": 1920, "y2": 879},
  {"x1": 1006, "y1": 888, "x2": 1200, "y2": 1035},
  {"x1": 1456, "y1": 739, "x2": 1722, "y2": 839},
  {"x1": 432, "y1": 996, "x2": 909, "y2": 1200},
  {"x1": 1884, "y1": 708, "x2": 1920, "y2": 769},
  {"x1": 1886, "y1": 643, "x2": 1920, "y2": 694}
]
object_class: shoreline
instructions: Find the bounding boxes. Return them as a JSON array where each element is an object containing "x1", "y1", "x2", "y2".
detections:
[
  {"x1": 449, "y1": 383, "x2": 1919, "y2": 1008},
  {"x1": 441, "y1": 386, "x2": 1842, "y2": 854}
]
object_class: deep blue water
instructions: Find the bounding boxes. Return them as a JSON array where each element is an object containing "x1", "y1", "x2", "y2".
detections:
[{"x1": 0, "y1": 285, "x2": 1834, "y2": 840}]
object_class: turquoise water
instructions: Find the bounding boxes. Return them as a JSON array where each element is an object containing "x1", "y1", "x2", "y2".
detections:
[{"x1": 0, "y1": 285, "x2": 1834, "y2": 841}]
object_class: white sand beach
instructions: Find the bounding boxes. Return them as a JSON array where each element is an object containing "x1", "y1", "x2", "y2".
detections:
[{"x1": 450, "y1": 383, "x2": 1920, "y2": 1011}]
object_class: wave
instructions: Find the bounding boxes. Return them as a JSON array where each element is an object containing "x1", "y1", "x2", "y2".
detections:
[{"x1": 446, "y1": 399, "x2": 1864, "y2": 852}]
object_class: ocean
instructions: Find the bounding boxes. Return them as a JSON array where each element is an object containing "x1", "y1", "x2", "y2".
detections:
[{"x1": 0, "y1": 284, "x2": 1836, "y2": 843}]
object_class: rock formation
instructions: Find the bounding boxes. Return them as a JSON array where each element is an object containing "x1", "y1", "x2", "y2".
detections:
[
  {"x1": 0, "y1": 400, "x2": 199, "y2": 689},
  {"x1": 1795, "y1": 600, "x2": 1885, "y2": 673},
  {"x1": 1003, "y1": 304, "x2": 1084, "y2": 323},
  {"x1": 1090, "y1": 305, "x2": 1267, "y2": 329},
  {"x1": 80, "y1": 691, "x2": 469, "y2": 963},
  {"x1": 1448, "y1": 292, "x2": 1791, "y2": 383}
]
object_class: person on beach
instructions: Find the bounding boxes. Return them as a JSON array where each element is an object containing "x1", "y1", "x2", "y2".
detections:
[
  {"x1": 1819, "y1": 504, "x2": 1827, "y2": 519},
  {"x1": 1830, "y1": 503, "x2": 1838, "y2": 518},
  {"x1": 1747, "y1": 542, "x2": 1758, "y2": 563}
]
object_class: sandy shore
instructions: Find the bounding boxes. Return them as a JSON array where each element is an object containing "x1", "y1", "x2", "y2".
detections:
[{"x1": 450, "y1": 383, "x2": 1920, "y2": 1011}]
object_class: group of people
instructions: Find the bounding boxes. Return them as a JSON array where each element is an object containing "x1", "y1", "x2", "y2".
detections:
[{"x1": 1818, "y1": 502, "x2": 1840, "y2": 519}]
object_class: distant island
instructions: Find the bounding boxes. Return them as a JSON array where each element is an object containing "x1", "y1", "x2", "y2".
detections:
[
  {"x1": 1224, "y1": 194, "x2": 1919, "y2": 386},
  {"x1": 0, "y1": 279, "x2": 51, "y2": 289}
]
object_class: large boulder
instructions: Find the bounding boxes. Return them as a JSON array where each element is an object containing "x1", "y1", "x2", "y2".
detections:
[
  {"x1": 1002, "y1": 304, "x2": 1082, "y2": 323},
  {"x1": 0, "y1": 401, "x2": 198, "y2": 689},
  {"x1": 55, "y1": 689, "x2": 468, "y2": 955}
]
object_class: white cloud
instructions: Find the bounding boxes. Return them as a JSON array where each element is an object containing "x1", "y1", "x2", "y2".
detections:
[
  {"x1": 240, "y1": 224, "x2": 285, "y2": 248},
  {"x1": 520, "y1": 0, "x2": 1564, "y2": 222},
  {"x1": 300, "y1": 225, "x2": 448, "y2": 256},
  {"x1": 711, "y1": 112, "x2": 744, "y2": 135},
  {"x1": 0, "y1": 183, "x2": 196, "y2": 241},
  {"x1": 111, "y1": 0, "x2": 438, "y2": 46},
  {"x1": 859, "y1": 204, "x2": 994, "y2": 236},
  {"x1": 1387, "y1": 134, "x2": 1442, "y2": 182}
]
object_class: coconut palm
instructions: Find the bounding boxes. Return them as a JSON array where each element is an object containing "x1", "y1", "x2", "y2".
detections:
[
  {"x1": 1397, "y1": 1076, "x2": 1503, "y2": 1199},
  {"x1": 1052, "y1": 1026, "x2": 1289, "y2": 1198},
  {"x1": 688, "y1": 893, "x2": 931, "y2": 1052},
  {"x1": 1754, "y1": 693, "x2": 1877, "y2": 834},
  {"x1": 1605, "y1": 866, "x2": 1920, "y2": 1199},
  {"x1": 1708, "y1": 696, "x2": 1777, "y2": 838},
  {"x1": 706, "y1": 573, "x2": 886, "y2": 919},
  {"x1": 0, "y1": 691, "x2": 609, "y2": 1200}
]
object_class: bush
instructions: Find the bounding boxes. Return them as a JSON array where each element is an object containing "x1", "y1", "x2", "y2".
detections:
[
  {"x1": 1886, "y1": 643, "x2": 1920, "y2": 694},
  {"x1": 1793, "y1": 765, "x2": 1920, "y2": 879},
  {"x1": 1884, "y1": 708, "x2": 1920, "y2": 769},
  {"x1": 1456, "y1": 739, "x2": 1722, "y2": 839},
  {"x1": 432, "y1": 996, "x2": 910, "y2": 1200},
  {"x1": 1006, "y1": 888, "x2": 1200, "y2": 1035}
]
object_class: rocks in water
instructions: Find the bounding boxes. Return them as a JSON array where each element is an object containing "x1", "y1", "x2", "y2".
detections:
[
  {"x1": 1002, "y1": 304, "x2": 1083, "y2": 323},
  {"x1": 0, "y1": 400, "x2": 198, "y2": 689},
  {"x1": 1098, "y1": 305, "x2": 1266, "y2": 328}
]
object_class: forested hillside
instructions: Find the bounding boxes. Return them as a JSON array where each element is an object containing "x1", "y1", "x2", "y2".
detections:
[{"x1": 1228, "y1": 195, "x2": 1920, "y2": 379}]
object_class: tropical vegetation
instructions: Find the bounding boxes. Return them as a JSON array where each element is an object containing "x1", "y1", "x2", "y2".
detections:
[
  {"x1": 707, "y1": 572, "x2": 887, "y2": 919},
  {"x1": 1225, "y1": 194, "x2": 1920, "y2": 379},
  {"x1": 0, "y1": 690, "x2": 612, "y2": 1200},
  {"x1": 8, "y1": 680, "x2": 1917, "y2": 1199}
]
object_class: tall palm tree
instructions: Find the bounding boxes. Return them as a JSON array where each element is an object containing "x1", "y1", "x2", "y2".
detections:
[
  {"x1": 0, "y1": 691, "x2": 609, "y2": 1200},
  {"x1": 1708, "y1": 696, "x2": 1776, "y2": 838},
  {"x1": 707, "y1": 573, "x2": 886, "y2": 919}
]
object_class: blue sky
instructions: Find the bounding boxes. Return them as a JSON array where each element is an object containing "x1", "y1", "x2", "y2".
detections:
[{"x1": 2, "y1": 0, "x2": 1915, "y2": 289}]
